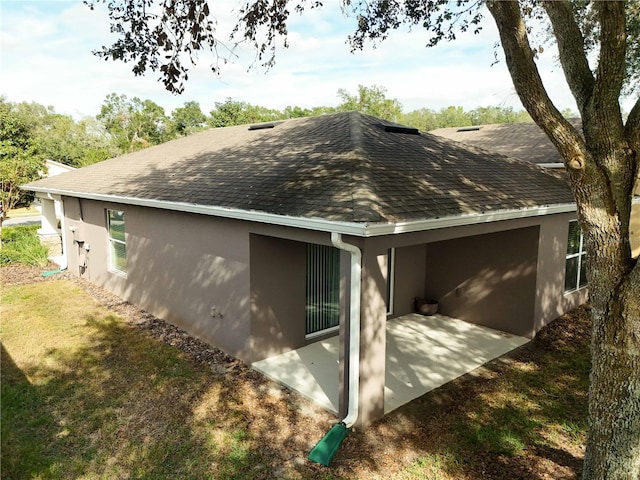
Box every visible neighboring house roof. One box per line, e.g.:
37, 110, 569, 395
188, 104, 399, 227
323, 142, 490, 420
25, 112, 575, 235
45, 159, 77, 175
430, 118, 583, 167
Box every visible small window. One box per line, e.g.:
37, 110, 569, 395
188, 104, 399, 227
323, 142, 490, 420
565, 220, 586, 292
107, 209, 127, 274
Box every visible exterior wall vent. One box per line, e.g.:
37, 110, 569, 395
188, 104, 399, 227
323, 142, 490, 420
456, 126, 481, 132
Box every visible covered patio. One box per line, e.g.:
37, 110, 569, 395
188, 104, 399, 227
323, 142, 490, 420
252, 313, 529, 415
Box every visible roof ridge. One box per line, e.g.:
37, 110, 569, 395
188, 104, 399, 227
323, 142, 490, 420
347, 112, 383, 222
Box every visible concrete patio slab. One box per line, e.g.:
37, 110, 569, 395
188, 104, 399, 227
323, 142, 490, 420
252, 313, 529, 415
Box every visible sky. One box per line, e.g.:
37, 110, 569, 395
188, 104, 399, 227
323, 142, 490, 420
0, 0, 631, 121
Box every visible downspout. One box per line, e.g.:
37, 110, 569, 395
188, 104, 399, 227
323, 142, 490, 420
57, 203, 69, 270
331, 232, 361, 428
308, 232, 361, 466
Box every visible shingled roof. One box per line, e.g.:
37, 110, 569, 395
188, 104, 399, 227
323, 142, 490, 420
430, 118, 583, 166
26, 111, 575, 229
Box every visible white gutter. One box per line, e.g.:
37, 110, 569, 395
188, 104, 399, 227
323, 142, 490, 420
331, 232, 361, 428
538, 163, 565, 169
25, 186, 577, 238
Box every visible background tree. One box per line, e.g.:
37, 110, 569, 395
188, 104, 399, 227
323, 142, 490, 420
208, 98, 283, 127
0, 98, 45, 229
170, 100, 208, 136
336, 85, 403, 121
11, 101, 116, 167
97, 93, 172, 151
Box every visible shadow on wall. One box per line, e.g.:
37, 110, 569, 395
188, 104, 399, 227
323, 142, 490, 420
114, 209, 253, 360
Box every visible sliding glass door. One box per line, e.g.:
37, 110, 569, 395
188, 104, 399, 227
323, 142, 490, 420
305, 244, 340, 338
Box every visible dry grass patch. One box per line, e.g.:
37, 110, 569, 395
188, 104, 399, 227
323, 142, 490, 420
1, 279, 335, 479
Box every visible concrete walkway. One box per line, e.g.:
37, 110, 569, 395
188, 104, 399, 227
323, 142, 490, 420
252, 313, 529, 415
3, 215, 42, 227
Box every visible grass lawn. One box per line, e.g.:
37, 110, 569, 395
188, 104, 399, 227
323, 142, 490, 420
1, 272, 590, 479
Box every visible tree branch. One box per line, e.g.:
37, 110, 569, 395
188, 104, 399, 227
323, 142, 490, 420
592, 1, 627, 115
625, 96, 640, 152
542, 0, 594, 114
485, 0, 587, 167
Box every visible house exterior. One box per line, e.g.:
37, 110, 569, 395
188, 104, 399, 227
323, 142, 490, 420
36, 160, 77, 259
25, 112, 588, 427
431, 120, 640, 257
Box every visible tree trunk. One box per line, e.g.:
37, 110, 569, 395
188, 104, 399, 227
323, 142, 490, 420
584, 267, 640, 479
486, 1, 640, 478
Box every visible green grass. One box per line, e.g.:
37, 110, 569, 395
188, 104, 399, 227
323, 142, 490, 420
0, 280, 269, 480
0, 225, 49, 266
1, 277, 591, 479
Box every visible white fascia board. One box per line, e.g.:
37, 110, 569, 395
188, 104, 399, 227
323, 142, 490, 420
25, 186, 577, 238
362, 203, 577, 236
538, 163, 565, 169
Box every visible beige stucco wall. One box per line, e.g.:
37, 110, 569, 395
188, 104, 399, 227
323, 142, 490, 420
249, 234, 306, 362
63, 198, 254, 359
423, 226, 539, 337
61, 197, 339, 364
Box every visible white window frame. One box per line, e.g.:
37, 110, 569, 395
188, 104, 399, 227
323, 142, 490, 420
107, 209, 127, 275
386, 248, 395, 316
565, 219, 586, 292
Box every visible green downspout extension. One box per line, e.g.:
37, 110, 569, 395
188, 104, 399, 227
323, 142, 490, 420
308, 232, 361, 466
307, 423, 351, 466
42, 269, 65, 277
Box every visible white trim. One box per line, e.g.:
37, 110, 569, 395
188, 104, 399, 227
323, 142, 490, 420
564, 219, 587, 293
386, 248, 395, 316
106, 209, 127, 275
26, 186, 577, 238
305, 325, 339, 340
538, 163, 564, 169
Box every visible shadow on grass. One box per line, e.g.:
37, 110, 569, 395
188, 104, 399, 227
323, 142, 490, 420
1, 309, 339, 480
1, 343, 60, 477
1, 276, 591, 480
327, 305, 591, 479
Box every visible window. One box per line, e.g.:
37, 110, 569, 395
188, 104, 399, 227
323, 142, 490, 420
107, 209, 127, 274
565, 220, 587, 292
305, 244, 340, 338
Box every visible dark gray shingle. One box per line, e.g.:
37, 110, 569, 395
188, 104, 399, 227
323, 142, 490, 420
26, 112, 575, 223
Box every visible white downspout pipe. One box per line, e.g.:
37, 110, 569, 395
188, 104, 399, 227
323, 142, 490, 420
331, 232, 361, 428
58, 205, 69, 270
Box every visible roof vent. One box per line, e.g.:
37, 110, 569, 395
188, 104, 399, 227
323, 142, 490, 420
456, 126, 481, 132
248, 121, 283, 131
381, 123, 420, 135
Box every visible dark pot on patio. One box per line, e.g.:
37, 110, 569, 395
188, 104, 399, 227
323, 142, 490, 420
415, 297, 439, 316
